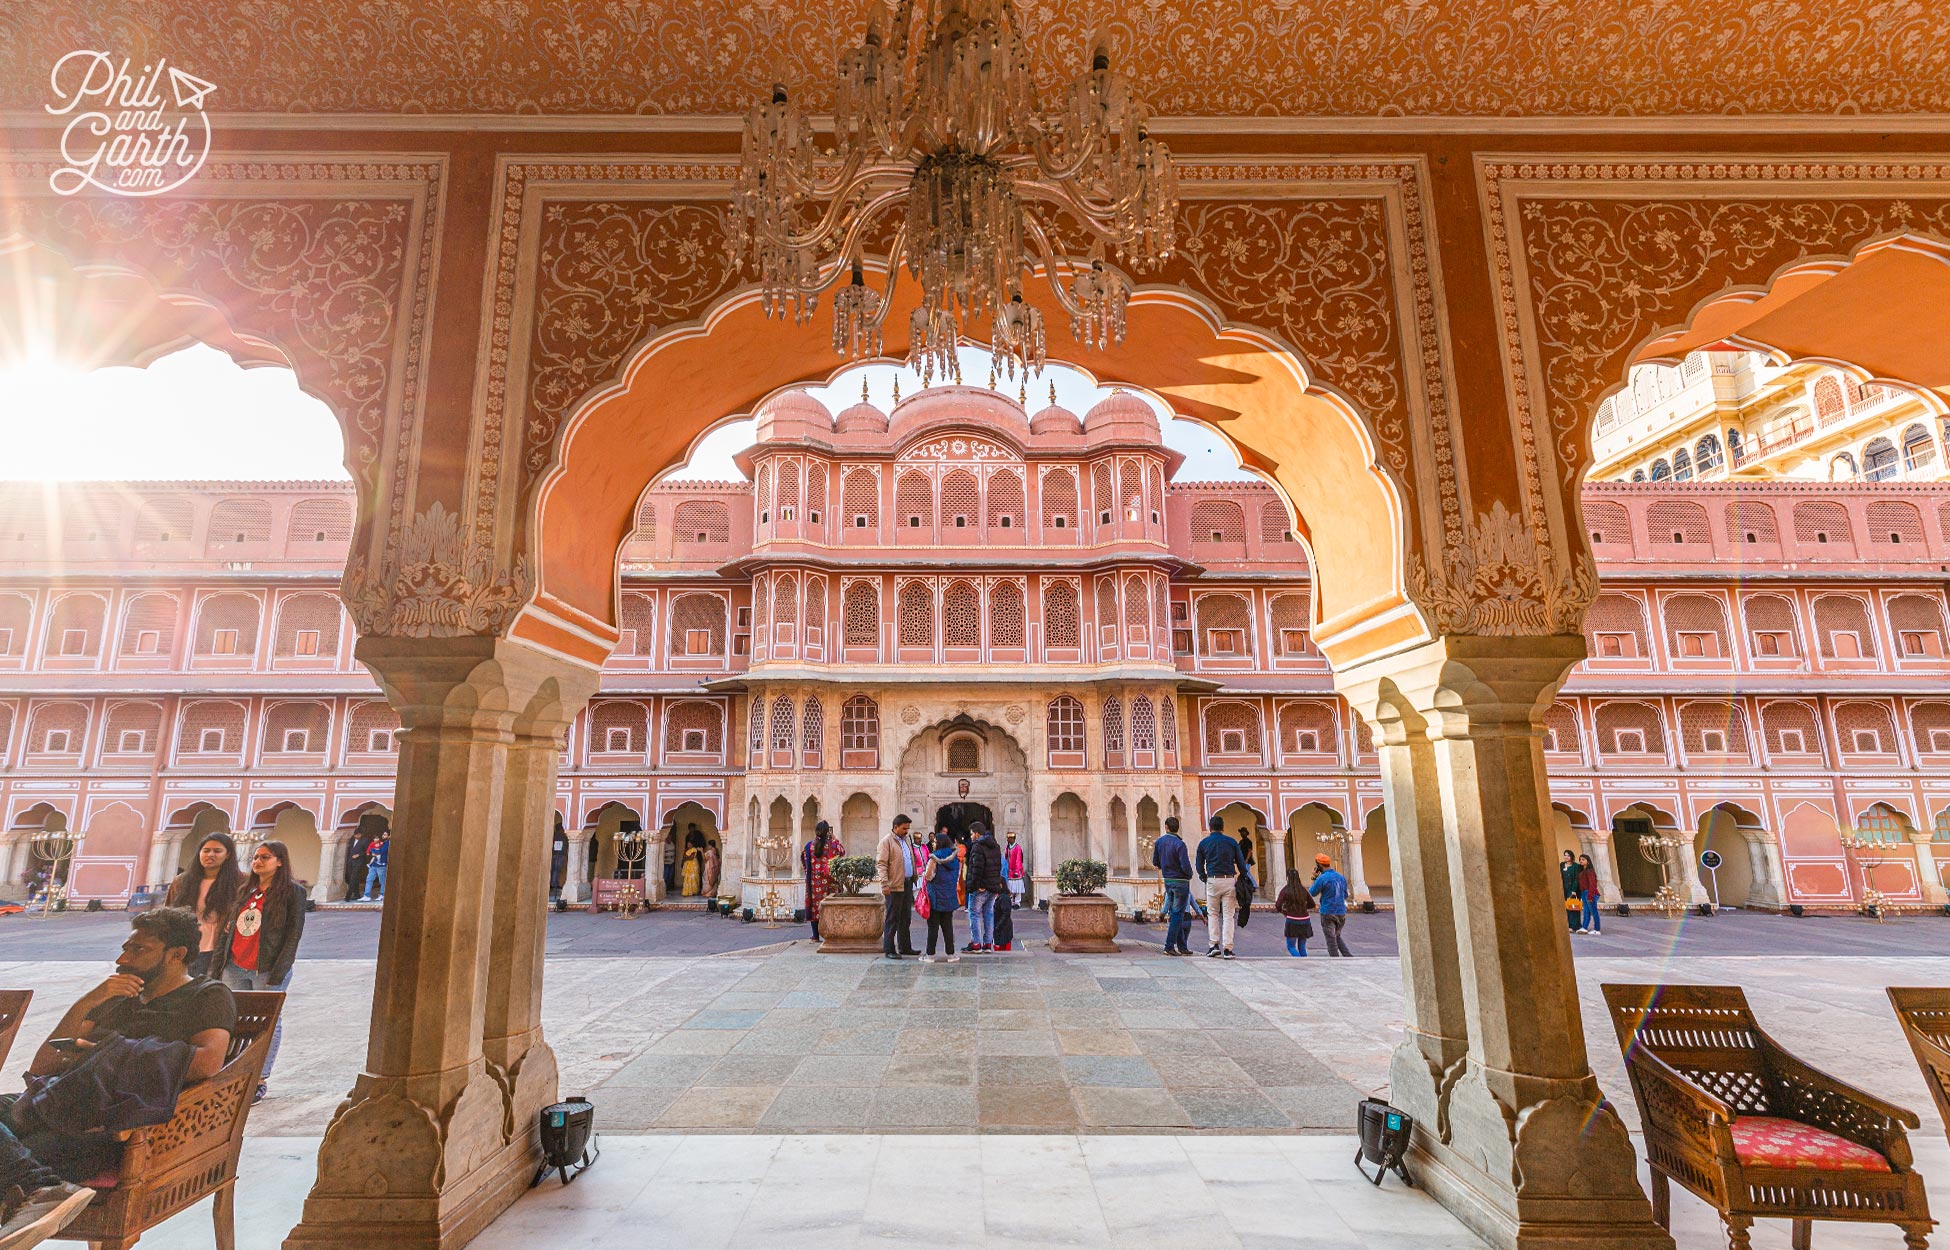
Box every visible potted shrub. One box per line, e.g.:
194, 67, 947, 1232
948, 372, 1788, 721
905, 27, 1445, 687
1049, 858, 1119, 953
816, 854, 885, 953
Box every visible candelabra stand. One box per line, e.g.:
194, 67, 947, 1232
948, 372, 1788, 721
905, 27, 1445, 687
754, 827, 793, 927
1316, 825, 1356, 876
1635, 831, 1688, 918
1838, 830, 1900, 922
31, 829, 76, 919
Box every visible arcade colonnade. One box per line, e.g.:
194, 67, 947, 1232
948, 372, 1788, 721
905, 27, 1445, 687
17, 110, 1950, 1250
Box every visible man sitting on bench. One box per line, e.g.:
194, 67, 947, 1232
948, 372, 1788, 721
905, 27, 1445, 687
0, 907, 235, 1249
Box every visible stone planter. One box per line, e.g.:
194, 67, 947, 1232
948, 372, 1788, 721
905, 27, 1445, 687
1049, 893, 1120, 953
816, 894, 885, 953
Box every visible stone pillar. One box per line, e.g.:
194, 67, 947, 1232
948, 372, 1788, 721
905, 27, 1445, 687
1674, 834, 1710, 905
318, 836, 351, 903
1745, 834, 1789, 911
1343, 826, 1371, 903
1344, 636, 1670, 1250
1339, 661, 1471, 1152
286, 637, 596, 1250
1264, 830, 1288, 884
559, 834, 590, 904
1587, 833, 1623, 905
482, 659, 595, 1184
144, 834, 175, 892
642, 826, 669, 904
0, 837, 26, 900
1910, 832, 1949, 906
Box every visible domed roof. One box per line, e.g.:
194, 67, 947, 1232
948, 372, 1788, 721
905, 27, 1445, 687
756, 389, 833, 427
1083, 388, 1159, 429
834, 400, 888, 434
1028, 402, 1083, 436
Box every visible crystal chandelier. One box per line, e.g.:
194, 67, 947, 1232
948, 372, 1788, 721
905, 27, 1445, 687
730, 0, 1178, 385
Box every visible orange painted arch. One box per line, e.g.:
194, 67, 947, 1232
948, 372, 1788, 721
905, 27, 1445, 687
520, 277, 1427, 669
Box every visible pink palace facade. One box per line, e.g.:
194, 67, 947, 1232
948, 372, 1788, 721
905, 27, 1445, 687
3, 385, 1949, 915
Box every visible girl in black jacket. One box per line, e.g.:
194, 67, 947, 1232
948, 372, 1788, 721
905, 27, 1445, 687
219, 839, 308, 1101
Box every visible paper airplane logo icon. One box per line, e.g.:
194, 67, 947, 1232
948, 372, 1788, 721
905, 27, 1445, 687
167, 65, 216, 110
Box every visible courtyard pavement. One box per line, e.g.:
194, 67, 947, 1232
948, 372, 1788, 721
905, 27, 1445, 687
1, 912, 1947, 1247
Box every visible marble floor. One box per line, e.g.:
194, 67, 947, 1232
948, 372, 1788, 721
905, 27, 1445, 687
3, 927, 1948, 1247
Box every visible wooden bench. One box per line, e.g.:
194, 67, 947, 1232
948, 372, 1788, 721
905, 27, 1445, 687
1603, 983, 1933, 1250
1889, 987, 1950, 1143
0, 989, 31, 1070
56, 990, 283, 1250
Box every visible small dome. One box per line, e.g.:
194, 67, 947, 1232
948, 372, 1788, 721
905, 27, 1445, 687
834, 400, 888, 434
1029, 403, 1083, 436
1084, 389, 1159, 429
755, 390, 833, 432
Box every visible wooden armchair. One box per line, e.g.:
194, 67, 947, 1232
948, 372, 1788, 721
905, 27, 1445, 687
1889, 987, 1950, 1142
1603, 984, 1933, 1250
56, 990, 283, 1250
0, 989, 31, 1069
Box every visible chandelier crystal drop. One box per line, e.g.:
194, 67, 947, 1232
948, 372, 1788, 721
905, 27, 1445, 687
733, 0, 1177, 383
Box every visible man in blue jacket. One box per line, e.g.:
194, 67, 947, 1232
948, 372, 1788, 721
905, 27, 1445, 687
1309, 853, 1353, 956
1150, 816, 1194, 956
1194, 814, 1245, 959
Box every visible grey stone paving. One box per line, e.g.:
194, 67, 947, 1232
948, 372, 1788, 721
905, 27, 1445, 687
584, 949, 1366, 1131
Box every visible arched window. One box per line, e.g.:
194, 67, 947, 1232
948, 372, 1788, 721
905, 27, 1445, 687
755, 462, 772, 522
668, 593, 727, 659
940, 470, 979, 531
1585, 501, 1631, 547
1863, 437, 1899, 482
805, 461, 828, 524
1835, 702, 1898, 755
618, 592, 655, 656
1670, 446, 1693, 481
775, 459, 801, 519
663, 701, 723, 755
1593, 702, 1665, 755
1761, 701, 1822, 756
1813, 375, 1846, 421
1742, 593, 1800, 658
987, 471, 1024, 531
1649, 459, 1671, 481
101, 702, 162, 755
1270, 593, 1310, 655
1902, 423, 1938, 472
1813, 593, 1877, 659
1202, 701, 1262, 757
1278, 701, 1338, 755
590, 701, 649, 754
1102, 697, 1125, 757
346, 701, 399, 754
1190, 500, 1247, 544
1131, 697, 1157, 756
1678, 701, 1749, 756
1585, 592, 1650, 659
769, 695, 795, 752
1092, 462, 1114, 521
178, 701, 245, 755
1195, 593, 1254, 658
1908, 701, 1950, 755
262, 701, 331, 755
1694, 433, 1723, 471
749, 698, 765, 759
1855, 804, 1909, 846
946, 736, 980, 773
842, 468, 878, 529
1829, 451, 1858, 480
1724, 500, 1778, 546
1160, 697, 1178, 755
672, 499, 730, 544
118, 592, 179, 658
843, 581, 879, 647
1041, 468, 1078, 531
840, 695, 880, 762
989, 581, 1025, 647
1095, 579, 1117, 636
898, 581, 934, 648
193, 593, 260, 658
1630, 469, 1647, 482
942, 580, 980, 647
1888, 593, 1949, 657
896, 472, 933, 533
1725, 428, 1744, 462
1043, 581, 1080, 648
1046, 696, 1086, 757
773, 573, 799, 626
801, 696, 823, 759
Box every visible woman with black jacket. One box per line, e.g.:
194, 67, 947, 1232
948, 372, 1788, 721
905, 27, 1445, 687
220, 839, 308, 1101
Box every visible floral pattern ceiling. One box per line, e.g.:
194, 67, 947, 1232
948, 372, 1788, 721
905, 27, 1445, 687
4, 0, 1949, 118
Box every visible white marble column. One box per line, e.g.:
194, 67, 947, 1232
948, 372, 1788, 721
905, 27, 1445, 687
1586, 833, 1623, 906
144, 834, 175, 892
318, 836, 352, 902
1745, 833, 1788, 910
1910, 832, 1949, 906
1343, 828, 1371, 903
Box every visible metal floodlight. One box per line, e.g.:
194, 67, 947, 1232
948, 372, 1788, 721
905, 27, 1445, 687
531, 1096, 598, 1187
1354, 1097, 1414, 1187
742, 907, 755, 922
1789, 904, 1806, 917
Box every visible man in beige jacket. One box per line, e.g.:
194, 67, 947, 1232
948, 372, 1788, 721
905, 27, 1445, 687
877, 814, 917, 960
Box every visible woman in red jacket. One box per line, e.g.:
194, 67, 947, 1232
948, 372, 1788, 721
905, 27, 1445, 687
1576, 853, 1603, 935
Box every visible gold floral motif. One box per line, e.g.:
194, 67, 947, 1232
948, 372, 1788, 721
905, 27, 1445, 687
7, 2, 1950, 117
525, 200, 743, 473
1483, 160, 1950, 634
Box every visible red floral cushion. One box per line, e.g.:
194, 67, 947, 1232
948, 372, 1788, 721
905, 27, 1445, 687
1729, 1116, 1890, 1173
